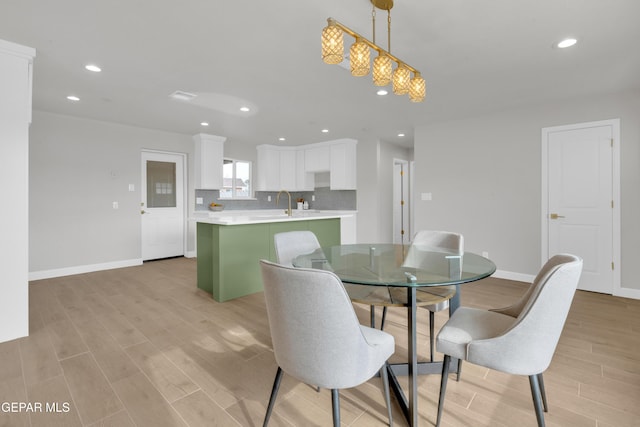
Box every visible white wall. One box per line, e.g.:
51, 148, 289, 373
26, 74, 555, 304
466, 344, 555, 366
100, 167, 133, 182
29, 111, 195, 276
356, 138, 413, 243
0, 40, 34, 342
414, 90, 640, 292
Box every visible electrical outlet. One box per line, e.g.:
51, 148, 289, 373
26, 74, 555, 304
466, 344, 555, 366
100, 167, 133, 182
267, 195, 272, 202
196, 197, 203, 205
482, 251, 489, 258
112, 201, 119, 209
312, 195, 315, 201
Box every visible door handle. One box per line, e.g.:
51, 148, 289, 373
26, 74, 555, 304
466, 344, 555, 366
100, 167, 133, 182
549, 213, 565, 219
141, 210, 146, 214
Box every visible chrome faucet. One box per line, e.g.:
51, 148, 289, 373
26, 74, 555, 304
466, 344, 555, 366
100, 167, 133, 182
276, 190, 292, 216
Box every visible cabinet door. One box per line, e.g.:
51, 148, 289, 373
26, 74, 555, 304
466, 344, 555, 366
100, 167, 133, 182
194, 135, 225, 189
279, 149, 297, 190
296, 149, 314, 190
256, 147, 281, 191
304, 146, 331, 172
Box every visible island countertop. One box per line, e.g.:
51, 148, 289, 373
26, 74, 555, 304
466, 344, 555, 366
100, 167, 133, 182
190, 209, 356, 226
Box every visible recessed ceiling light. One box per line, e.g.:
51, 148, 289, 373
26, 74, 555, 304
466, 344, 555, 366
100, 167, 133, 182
398, 133, 405, 137
200, 122, 209, 126
85, 64, 101, 72
377, 89, 388, 96
240, 106, 250, 112
66, 95, 80, 101
321, 129, 329, 133
557, 38, 577, 48
278, 137, 286, 141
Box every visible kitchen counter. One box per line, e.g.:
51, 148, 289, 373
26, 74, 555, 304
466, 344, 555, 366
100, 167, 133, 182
190, 209, 356, 225
192, 210, 352, 302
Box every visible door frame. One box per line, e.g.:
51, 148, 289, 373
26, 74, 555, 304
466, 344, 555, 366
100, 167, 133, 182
541, 119, 620, 295
392, 158, 410, 244
141, 149, 188, 259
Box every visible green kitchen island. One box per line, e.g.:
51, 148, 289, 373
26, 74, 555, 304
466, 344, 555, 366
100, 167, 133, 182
193, 210, 352, 302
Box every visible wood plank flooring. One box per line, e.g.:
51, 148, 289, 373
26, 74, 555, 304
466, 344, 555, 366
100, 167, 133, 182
1, 257, 638, 426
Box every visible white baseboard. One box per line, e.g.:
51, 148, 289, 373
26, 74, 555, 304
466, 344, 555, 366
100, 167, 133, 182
492, 269, 535, 284
29, 258, 143, 281
614, 286, 640, 300
185, 250, 196, 258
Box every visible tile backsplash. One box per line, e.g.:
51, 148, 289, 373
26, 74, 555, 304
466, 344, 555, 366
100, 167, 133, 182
195, 187, 356, 211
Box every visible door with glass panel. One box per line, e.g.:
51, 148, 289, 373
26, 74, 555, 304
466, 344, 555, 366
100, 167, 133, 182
141, 151, 185, 260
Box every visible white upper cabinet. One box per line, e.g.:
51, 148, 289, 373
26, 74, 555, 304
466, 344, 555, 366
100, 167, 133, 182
256, 139, 357, 191
194, 133, 226, 189
304, 145, 331, 172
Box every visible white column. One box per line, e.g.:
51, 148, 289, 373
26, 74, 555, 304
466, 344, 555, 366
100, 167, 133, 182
0, 39, 35, 343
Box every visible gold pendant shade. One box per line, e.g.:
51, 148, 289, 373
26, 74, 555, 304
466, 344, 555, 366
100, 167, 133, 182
321, 24, 344, 65
320, 1, 425, 102
350, 39, 371, 77
373, 53, 392, 86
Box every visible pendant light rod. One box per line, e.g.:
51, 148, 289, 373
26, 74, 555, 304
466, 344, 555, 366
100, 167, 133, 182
326, 17, 419, 75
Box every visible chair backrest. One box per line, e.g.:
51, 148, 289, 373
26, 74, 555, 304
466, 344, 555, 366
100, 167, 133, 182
403, 230, 463, 275
260, 259, 388, 389
273, 231, 321, 266
412, 230, 464, 255
467, 254, 583, 375
491, 254, 576, 318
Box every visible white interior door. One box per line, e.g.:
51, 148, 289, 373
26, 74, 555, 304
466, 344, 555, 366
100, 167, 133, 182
141, 151, 185, 261
543, 121, 617, 294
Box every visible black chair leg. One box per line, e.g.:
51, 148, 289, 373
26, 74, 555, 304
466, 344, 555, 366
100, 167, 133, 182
380, 364, 393, 426
538, 373, 548, 412
263, 367, 283, 427
436, 355, 451, 427
529, 374, 546, 427
381, 306, 387, 330
370, 305, 376, 328
429, 310, 435, 362
331, 389, 340, 427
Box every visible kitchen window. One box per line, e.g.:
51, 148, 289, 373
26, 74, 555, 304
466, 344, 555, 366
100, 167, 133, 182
220, 158, 252, 198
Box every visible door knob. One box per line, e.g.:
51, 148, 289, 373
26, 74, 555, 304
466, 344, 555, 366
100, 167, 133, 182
141, 210, 146, 214
549, 213, 565, 219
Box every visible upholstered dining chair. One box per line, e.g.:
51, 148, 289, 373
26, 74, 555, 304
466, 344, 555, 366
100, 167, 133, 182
435, 254, 583, 427
273, 230, 321, 266
260, 260, 395, 427
363, 230, 463, 362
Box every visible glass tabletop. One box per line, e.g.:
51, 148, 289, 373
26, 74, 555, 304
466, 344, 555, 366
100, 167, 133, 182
293, 243, 496, 287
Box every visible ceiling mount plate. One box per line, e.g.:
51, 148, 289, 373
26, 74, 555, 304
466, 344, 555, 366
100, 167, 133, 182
371, 0, 393, 11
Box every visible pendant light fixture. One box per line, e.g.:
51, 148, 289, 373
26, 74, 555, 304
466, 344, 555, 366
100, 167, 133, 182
321, 0, 425, 102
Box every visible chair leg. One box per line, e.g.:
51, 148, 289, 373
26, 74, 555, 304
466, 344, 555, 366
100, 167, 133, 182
538, 373, 548, 412
380, 364, 393, 426
381, 306, 387, 330
370, 305, 376, 328
331, 389, 340, 427
436, 355, 451, 427
429, 310, 435, 362
456, 359, 463, 381
263, 366, 283, 427
529, 374, 546, 427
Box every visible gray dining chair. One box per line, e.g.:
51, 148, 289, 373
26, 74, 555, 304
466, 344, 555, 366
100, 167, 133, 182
273, 230, 321, 266
363, 230, 462, 362
259, 260, 395, 427
435, 254, 583, 427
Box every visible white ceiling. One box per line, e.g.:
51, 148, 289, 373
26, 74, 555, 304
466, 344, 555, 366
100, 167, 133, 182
2, 0, 639, 149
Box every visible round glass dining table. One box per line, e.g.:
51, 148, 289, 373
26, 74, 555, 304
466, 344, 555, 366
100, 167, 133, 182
293, 243, 496, 427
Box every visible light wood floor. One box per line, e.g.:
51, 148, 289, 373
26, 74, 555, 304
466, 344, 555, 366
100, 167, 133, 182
1, 257, 639, 426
